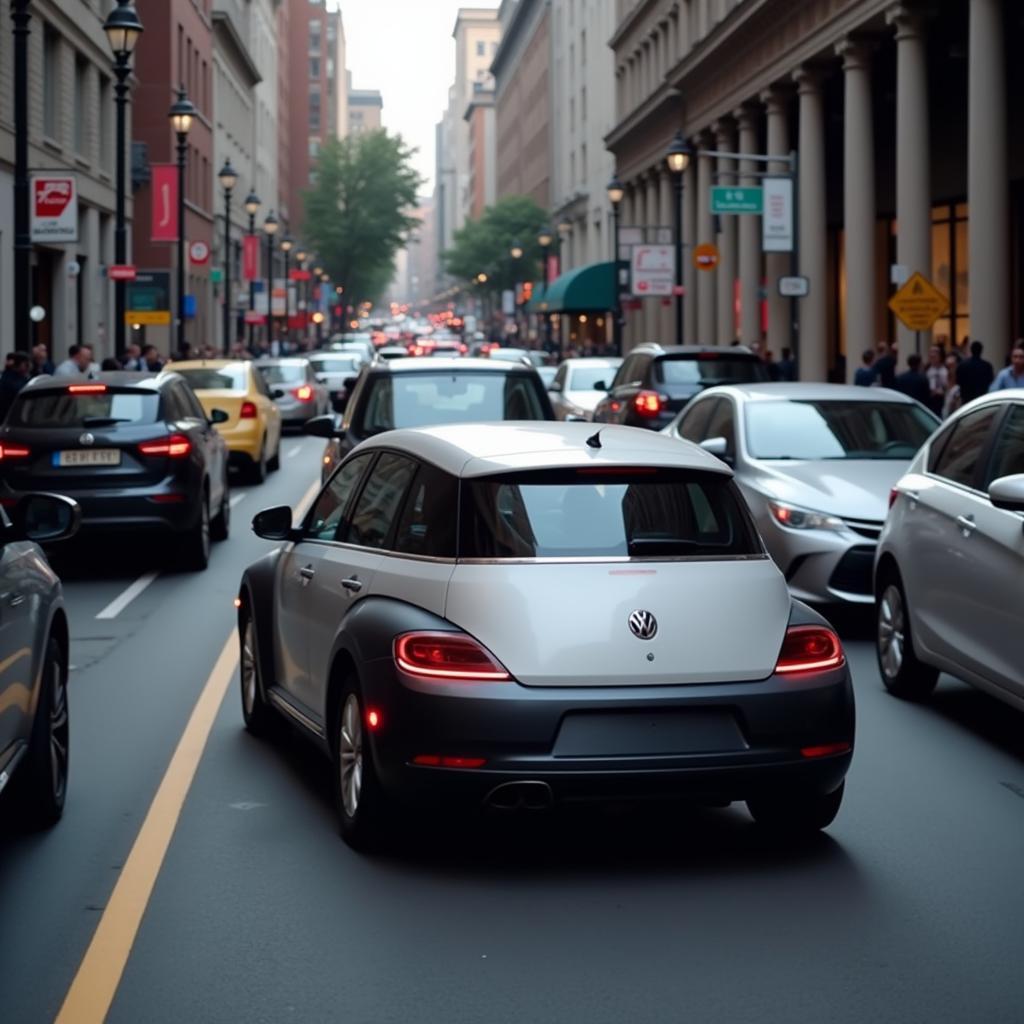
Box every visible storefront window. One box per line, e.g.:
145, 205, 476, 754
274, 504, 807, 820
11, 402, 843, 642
931, 203, 970, 350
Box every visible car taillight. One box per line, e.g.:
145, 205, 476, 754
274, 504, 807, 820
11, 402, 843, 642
633, 390, 665, 418
138, 434, 192, 458
0, 442, 31, 460
775, 625, 845, 675
240, 401, 258, 419
67, 383, 107, 394
394, 632, 510, 681
888, 487, 899, 508
292, 384, 314, 401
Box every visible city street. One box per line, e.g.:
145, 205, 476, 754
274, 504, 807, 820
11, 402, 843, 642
1, 434, 1022, 1023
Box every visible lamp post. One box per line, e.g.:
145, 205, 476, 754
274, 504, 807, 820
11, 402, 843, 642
665, 132, 692, 347
607, 175, 625, 356
104, 1, 144, 359
263, 212, 279, 350
294, 247, 307, 345
243, 190, 261, 350
169, 86, 195, 356
11, 0, 32, 349
537, 227, 554, 354
217, 160, 238, 356
509, 242, 523, 342
279, 236, 293, 349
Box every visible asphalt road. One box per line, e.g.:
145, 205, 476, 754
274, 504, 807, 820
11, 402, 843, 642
2, 434, 1023, 1023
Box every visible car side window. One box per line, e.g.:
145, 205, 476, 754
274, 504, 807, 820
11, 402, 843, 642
504, 375, 546, 419
678, 399, 716, 442
705, 398, 737, 454
393, 462, 459, 557
343, 453, 418, 549
161, 386, 184, 422
929, 407, 1000, 488
252, 368, 272, 399
306, 454, 375, 542
179, 382, 206, 420
613, 356, 637, 389
553, 365, 567, 390
983, 405, 1024, 488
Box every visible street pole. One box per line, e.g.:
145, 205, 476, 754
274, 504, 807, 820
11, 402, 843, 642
113, 59, 130, 357
674, 172, 685, 346
263, 212, 278, 351
244, 191, 260, 354
169, 86, 195, 358
12, 1, 31, 350
219, 176, 234, 356
608, 183, 624, 357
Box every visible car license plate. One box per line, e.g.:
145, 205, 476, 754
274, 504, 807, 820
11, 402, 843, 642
53, 449, 121, 467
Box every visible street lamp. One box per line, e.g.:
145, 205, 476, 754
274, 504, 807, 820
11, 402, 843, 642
279, 236, 293, 347
11, 1, 32, 350
665, 131, 692, 346
169, 86, 196, 356
243, 190, 261, 350
217, 160, 238, 355
509, 241, 524, 260
537, 228, 554, 354
263, 212, 279, 349
607, 174, 625, 356
104, 1, 144, 360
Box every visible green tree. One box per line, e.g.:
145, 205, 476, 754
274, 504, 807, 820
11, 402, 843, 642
303, 130, 423, 307
443, 195, 550, 292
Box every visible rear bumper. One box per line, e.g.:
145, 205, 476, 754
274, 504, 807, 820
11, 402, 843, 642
276, 398, 319, 425
218, 419, 263, 461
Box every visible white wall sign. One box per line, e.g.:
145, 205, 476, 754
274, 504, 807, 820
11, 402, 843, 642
778, 276, 809, 297
630, 244, 675, 296
762, 177, 793, 253
30, 173, 78, 243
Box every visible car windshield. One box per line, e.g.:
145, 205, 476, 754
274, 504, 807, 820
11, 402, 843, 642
356, 372, 548, 434
745, 400, 938, 460
11, 390, 159, 426
568, 366, 615, 391
460, 468, 760, 559
174, 366, 248, 391
258, 364, 305, 384
310, 358, 360, 373
656, 356, 770, 385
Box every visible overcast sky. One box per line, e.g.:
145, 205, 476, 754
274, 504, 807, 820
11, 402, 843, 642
337, 1, 499, 195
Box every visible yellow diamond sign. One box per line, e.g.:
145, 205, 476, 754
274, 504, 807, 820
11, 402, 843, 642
888, 272, 950, 332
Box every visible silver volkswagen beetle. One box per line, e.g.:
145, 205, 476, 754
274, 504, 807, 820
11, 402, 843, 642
238, 423, 854, 848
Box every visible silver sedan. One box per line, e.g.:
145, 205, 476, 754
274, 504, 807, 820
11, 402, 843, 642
663, 383, 938, 604
548, 357, 623, 421
256, 358, 330, 427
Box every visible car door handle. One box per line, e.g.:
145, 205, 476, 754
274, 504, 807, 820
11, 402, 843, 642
340, 576, 363, 594
956, 514, 977, 534
298, 565, 316, 580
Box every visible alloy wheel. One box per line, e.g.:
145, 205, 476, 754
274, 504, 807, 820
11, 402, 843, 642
339, 694, 363, 819
49, 657, 69, 805
200, 499, 210, 562
241, 619, 257, 716
878, 584, 905, 680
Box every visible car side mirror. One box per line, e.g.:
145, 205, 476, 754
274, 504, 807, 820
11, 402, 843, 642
989, 474, 1024, 513
304, 414, 346, 440
209, 408, 230, 425
9, 493, 81, 544
271, 388, 285, 399
251, 505, 298, 541
699, 436, 733, 464
315, 373, 329, 384
592, 380, 607, 392
548, 381, 562, 392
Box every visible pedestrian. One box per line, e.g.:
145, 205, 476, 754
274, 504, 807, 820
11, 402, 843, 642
942, 353, 962, 419
0, 351, 31, 421
142, 344, 164, 372
924, 345, 948, 415
854, 349, 876, 386
776, 347, 796, 381
894, 353, 930, 405
989, 343, 1024, 391
53, 344, 94, 377
100, 356, 122, 371
122, 342, 145, 371
872, 341, 897, 388
956, 340, 995, 402
30, 342, 55, 377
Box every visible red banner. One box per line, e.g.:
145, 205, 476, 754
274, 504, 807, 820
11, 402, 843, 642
546, 254, 559, 285
150, 165, 178, 242
242, 235, 260, 282
289, 268, 312, 281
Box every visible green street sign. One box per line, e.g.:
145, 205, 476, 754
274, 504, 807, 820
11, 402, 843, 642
210, 267, 224, 284
711, 187, 763, 214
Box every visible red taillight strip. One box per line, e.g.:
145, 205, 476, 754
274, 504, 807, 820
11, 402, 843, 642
67, 383, 107, 394
801, 742, 852, 759
775, 625, 845, 675
0, 443, 31, 460
138, 434, 192, 458
394, 632, 510, 682
412, 755, 487, 768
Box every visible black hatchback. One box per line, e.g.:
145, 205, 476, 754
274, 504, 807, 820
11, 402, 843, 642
0, 372, 231, 570
592, 344, 770, 430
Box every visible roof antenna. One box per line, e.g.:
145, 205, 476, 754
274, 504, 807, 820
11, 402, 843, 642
586, 429, 603, 450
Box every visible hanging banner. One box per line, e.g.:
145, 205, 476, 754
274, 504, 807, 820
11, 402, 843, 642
762, 177, 794, 253
150, 165, 178, 242
242, 235, 260, 281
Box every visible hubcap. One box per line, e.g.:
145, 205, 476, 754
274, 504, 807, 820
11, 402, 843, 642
200, 499, 210, 559
339, 694, 363, 819
878, 584, 906, 680
241, 620, 257, 716
49, 658, 68, 803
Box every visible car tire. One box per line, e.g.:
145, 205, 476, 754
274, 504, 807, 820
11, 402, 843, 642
180, 490, 211, 571
876, 576, 939, 701
239, 609, 274, 736
210, 477, 230, 542
746, 782, 844, 834
249, 439, 268, 484
11, 637, 69, 830
333, 679, 389, 851
267, 438, 281, 473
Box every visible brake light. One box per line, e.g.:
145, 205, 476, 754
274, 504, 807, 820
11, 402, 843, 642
240, 401, 258, 419
888, 487, 899, 509
633, 390, 664, 418
0, 442, 31, 460
775, 625, 845, 675
138, 434, 192, 458
412, 754, 487, 769
394, 632, 510, 681
67, 383, 107, 394
801, 742, 852, 759
292, 384, 314, 402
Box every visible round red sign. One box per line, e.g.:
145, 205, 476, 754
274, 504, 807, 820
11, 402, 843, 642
189, 240, 210, 265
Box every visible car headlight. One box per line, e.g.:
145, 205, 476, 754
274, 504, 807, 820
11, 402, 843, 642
767, 500, 845, 532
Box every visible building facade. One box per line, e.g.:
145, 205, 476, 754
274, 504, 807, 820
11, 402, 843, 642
607, 0, 1024, 377
348, 87, 383, 136
0, 0, 130, 361
464, 81, 496, 220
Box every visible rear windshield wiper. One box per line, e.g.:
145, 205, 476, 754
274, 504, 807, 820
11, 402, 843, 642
81, 416, 132, 426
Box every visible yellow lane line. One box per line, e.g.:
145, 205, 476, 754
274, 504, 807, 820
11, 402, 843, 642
55, 476, 322, 1024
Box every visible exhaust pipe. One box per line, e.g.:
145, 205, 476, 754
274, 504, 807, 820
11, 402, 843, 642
484, 781, 553, 812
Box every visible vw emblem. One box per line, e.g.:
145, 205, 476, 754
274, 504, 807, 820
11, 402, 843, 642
79, 432, 95, 446
628, 610, 658, 641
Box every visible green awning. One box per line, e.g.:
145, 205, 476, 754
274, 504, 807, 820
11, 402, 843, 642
532, 261, 617, 315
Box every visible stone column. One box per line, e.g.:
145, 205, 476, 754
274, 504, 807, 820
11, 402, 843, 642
684, 156, 698, 344
968, 0, 1009, 353
762, 85, 792, 361
888, 4, 931, 356
621, 187, 636, 351
715, 119, 737, 346
659, 167, 676, 344
633, 180, 649, 344
696, 133, 717, 344
736, 104, 762, 346
793, 65, 828, 381
838, 38, 877, 383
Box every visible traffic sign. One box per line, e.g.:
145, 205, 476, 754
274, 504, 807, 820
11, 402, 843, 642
244, 310, 265, 325
711, 187, 763, 214
189, 240, 210, 265
108, 264, 137, 282
125, 310, 170, 326
778, 276, 809, 298
630, 244, 675, 296
888, 272, 949, 332
31, 173, 78, 243
693, 243, 720, 271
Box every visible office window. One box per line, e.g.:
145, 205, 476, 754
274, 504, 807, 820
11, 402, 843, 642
581, 30, 586, 64
309, 138, 321, 159
309, 88, 321, 131
99, 74, 111, 171
476, 41, 485, 56
310, 56, 320, 78
43, 25, 60, 139
309, 20, 321, 53
74, 55, 88, 155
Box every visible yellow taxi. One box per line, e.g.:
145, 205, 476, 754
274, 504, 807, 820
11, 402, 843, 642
170, 360, 283, 482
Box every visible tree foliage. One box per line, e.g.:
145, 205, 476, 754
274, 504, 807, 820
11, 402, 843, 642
303, 130, 423, 306
443, 195, 550, 292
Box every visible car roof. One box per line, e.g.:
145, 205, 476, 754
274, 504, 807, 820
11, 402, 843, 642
369, 357, 534, 374
356, 422, 732, 478
166, 359, 249, 371
710, 382, 921, 403
561, 357, 621, 367
632, 344, 759, 357
21, 371, 164, 392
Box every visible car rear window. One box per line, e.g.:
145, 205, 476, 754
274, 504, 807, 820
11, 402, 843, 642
656, 355, 770, 385
460, 468, 761, 559
258, 364, 305, 384
174, 366, 248, 391
355, 371, 549, 434
310, 358, 360, 373
10, 389, 159, 427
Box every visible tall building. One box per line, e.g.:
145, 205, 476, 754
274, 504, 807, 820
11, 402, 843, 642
0, 0, 130, 361
348, 84, 383, 136
464, 80, 496, 220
